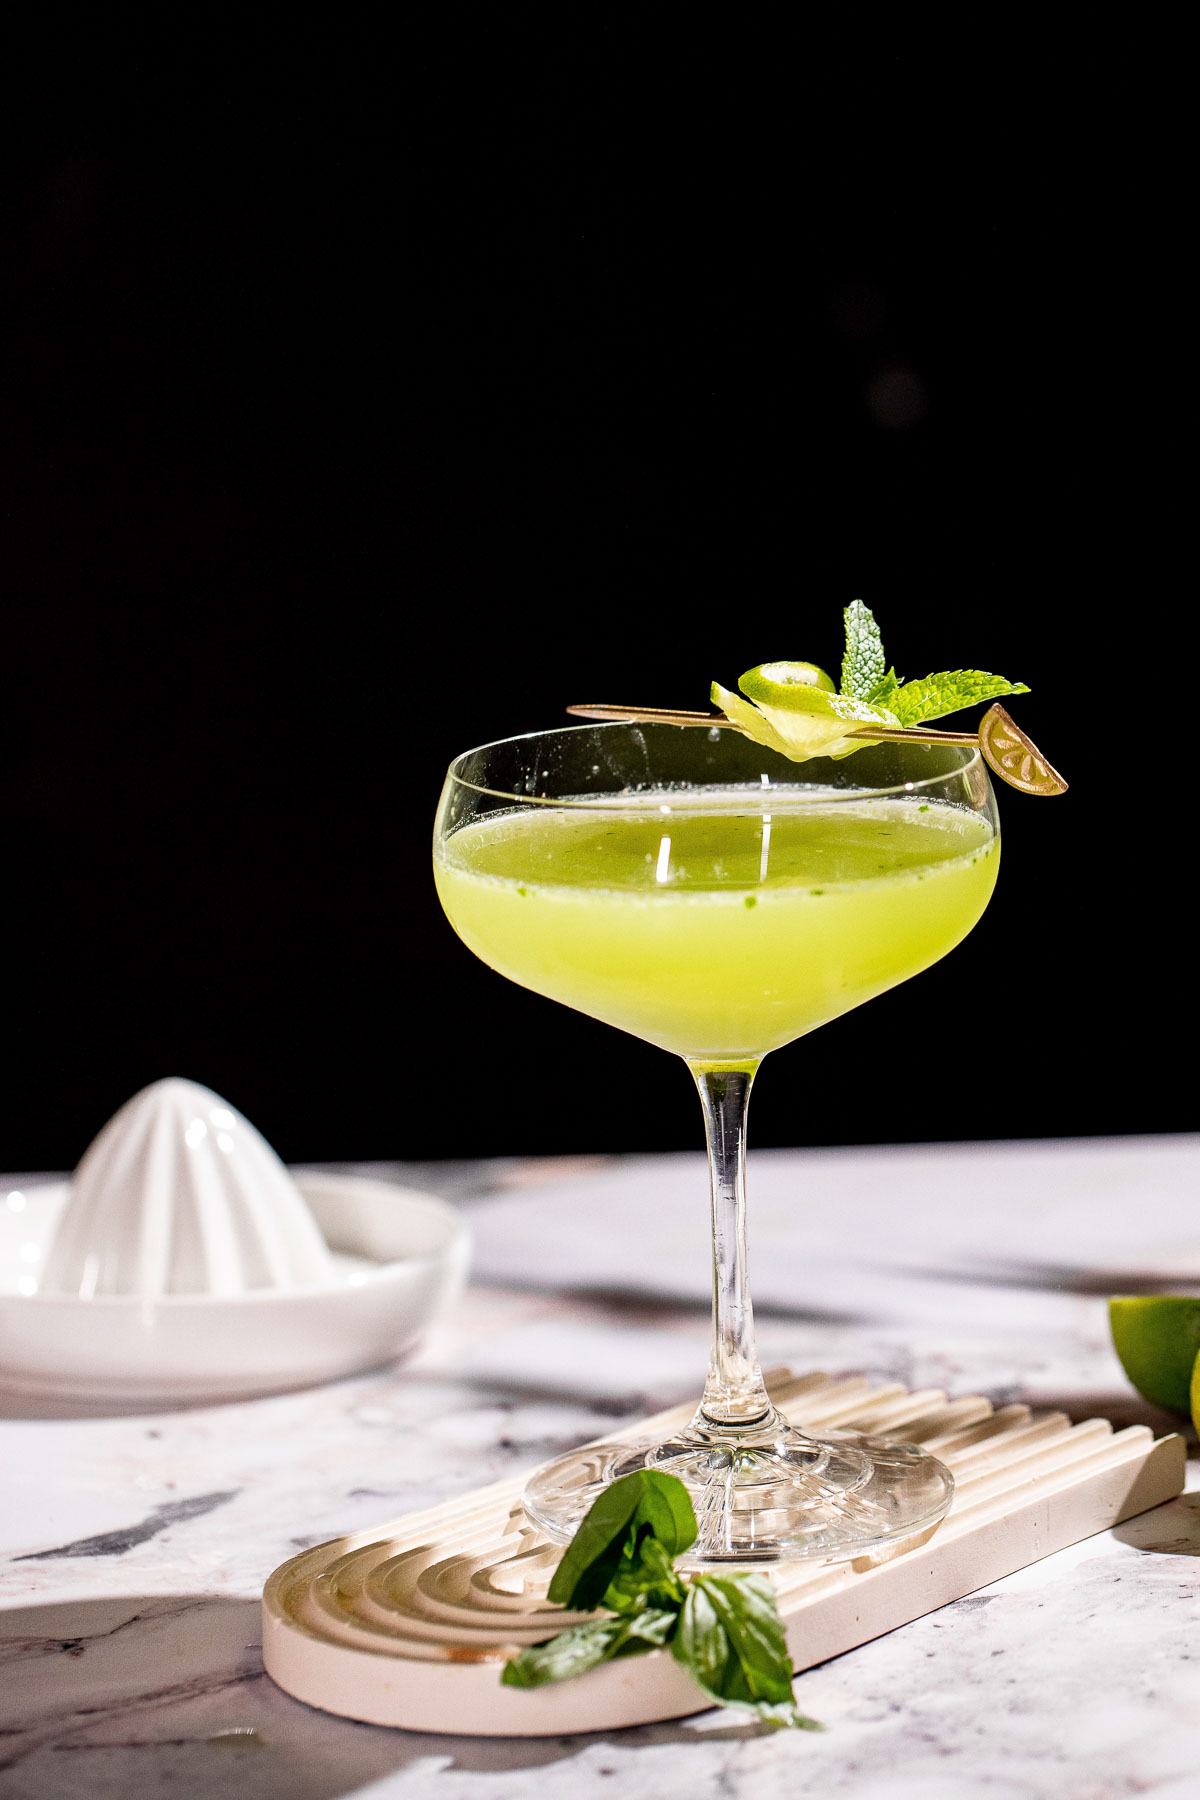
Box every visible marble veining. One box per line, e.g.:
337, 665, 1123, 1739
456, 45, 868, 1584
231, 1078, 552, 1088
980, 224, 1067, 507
14, 1491, 241, 1562
1, 1136, 1198, 1799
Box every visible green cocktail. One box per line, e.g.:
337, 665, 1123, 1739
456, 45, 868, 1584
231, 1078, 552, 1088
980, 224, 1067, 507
435, 794, 997, 1062
434, 719, 1000, 1561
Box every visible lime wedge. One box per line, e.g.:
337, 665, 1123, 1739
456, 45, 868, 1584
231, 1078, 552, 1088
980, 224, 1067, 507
1191, 1350, 1200, 1437
740, 661, 837, 699
1109, 1296, 1200, 1416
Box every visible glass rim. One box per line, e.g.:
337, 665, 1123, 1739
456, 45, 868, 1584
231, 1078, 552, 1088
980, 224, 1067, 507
443, 721, 985, 808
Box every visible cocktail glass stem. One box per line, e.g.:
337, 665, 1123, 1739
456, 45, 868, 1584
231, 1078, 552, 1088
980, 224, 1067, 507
689, 1063, 779, 1436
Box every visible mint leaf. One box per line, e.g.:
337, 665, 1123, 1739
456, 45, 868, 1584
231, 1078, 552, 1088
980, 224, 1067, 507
501, 1609, 676, 1688
892, 670, 1029, 726
547, 1470, 698, 1610
866, 667, 901, 710
840, 600, 887, 701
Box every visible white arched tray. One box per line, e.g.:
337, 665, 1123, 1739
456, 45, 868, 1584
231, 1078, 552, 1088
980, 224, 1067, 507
262, 1370, 1184, 1736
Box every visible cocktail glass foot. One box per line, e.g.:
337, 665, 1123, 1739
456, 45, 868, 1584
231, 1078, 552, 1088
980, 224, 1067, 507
523, 1407, 953, 1563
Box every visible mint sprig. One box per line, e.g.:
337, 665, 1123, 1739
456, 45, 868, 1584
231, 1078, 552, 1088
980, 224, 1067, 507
836, 601, 1028, 725
502, 1470, 821, 1732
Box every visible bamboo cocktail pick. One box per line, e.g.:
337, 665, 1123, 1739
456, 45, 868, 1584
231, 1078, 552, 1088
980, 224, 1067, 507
565, 702, 1068, 796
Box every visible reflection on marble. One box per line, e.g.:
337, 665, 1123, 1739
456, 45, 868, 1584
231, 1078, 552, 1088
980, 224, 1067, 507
2, 1138, 1199, 1799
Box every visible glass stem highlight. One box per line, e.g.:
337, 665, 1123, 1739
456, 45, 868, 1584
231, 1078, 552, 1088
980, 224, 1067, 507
690, 1062, 778, 1434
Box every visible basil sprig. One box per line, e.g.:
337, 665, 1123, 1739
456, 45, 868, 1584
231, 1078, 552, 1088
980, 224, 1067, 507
502, 1471, 821, 1731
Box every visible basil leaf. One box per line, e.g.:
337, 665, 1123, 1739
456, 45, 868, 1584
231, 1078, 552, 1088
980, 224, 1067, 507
693, 1573, 791, 1701
628, 1472, 699, 1560
609, 1607, 678, 1657
672, 1579, 730, 1693
505, 1471, 820, 1729
502, 1618, 626, 1687
548, 1471, 697, 1610
603, 1534, 686, 1616
682, 1573, 823, 1731
546, 1477, 644, 1609
840, 600, 887, 700
638, 1535, 681, 1584
501, 1608, 677, 1688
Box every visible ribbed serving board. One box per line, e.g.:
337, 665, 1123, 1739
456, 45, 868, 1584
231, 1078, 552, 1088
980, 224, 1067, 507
262, 1371, 1185, 1735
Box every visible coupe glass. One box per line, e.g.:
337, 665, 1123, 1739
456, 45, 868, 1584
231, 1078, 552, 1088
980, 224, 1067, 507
434, 722, 999, 1561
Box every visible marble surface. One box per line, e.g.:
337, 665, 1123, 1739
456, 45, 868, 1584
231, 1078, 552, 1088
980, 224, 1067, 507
2, 1135, 1200, 1799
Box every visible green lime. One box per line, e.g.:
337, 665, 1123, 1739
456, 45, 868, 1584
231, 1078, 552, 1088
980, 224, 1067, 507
739, 662, 838, 707
711, 664, 900, 766
1109, 1296, 1200, 1416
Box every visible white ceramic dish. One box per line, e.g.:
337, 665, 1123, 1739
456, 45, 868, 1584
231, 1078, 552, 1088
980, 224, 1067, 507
0, 1172, 471, 1403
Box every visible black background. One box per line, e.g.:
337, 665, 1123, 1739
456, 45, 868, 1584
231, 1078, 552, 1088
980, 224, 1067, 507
1, 24, 1184, 1168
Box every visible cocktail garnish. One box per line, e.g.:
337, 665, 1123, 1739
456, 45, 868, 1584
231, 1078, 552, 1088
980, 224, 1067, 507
713, 668, 897, 761
501, 1469, 821, 1731
978, 704, 1068, 796
713, 600, 1030, 763
567, 599, 1067, 794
